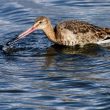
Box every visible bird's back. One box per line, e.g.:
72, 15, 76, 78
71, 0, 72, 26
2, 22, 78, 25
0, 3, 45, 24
55, 20, 110, 46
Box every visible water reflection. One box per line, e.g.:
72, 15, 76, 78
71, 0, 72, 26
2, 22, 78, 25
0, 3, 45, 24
43, 44, 105, 68
1, 42, 109, 71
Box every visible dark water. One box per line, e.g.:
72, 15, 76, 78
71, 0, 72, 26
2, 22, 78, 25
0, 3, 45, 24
0, 0, 110, 110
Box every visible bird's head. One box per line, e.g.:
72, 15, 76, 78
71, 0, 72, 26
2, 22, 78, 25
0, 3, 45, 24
8, 16, 50, 45
34, 16, 50, 29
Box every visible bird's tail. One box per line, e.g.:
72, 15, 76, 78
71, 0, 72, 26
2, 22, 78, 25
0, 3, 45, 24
97, 28, 110, 47
104, 28, 110, 35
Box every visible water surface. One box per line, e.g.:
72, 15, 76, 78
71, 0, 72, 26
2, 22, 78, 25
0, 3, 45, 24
0, 0, 110, 110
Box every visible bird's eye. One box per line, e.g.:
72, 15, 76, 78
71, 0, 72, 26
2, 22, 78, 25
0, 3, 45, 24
39, 21, 42, 24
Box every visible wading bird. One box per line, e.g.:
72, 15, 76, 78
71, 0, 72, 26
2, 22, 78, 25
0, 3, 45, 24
6, 16, 110, 47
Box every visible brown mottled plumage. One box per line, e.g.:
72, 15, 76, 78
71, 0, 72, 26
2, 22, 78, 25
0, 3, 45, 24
11, 16, 110, 47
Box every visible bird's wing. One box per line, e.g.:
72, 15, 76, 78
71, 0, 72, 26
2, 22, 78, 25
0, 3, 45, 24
60, 20, 103, 34
59, 20, 109, 41
55, 20, 110, 46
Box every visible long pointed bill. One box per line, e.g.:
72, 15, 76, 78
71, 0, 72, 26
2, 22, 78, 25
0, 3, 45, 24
15, 26, 36, 42
7, 26, 37, 46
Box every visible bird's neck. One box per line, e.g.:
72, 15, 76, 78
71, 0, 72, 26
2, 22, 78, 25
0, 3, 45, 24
43, 23, 56, 43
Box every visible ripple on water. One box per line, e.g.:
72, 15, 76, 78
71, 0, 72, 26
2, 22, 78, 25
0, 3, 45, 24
0, 0, 110, 110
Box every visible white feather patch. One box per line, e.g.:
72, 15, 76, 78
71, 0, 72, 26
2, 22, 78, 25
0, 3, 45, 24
97, 39, 110, 47
61, 29, 77, 45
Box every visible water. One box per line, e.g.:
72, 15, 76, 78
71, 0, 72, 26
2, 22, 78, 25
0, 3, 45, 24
0, 0, 110, 110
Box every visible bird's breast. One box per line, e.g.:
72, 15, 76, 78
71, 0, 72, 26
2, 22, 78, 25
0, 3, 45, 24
57, 28, 78, 46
